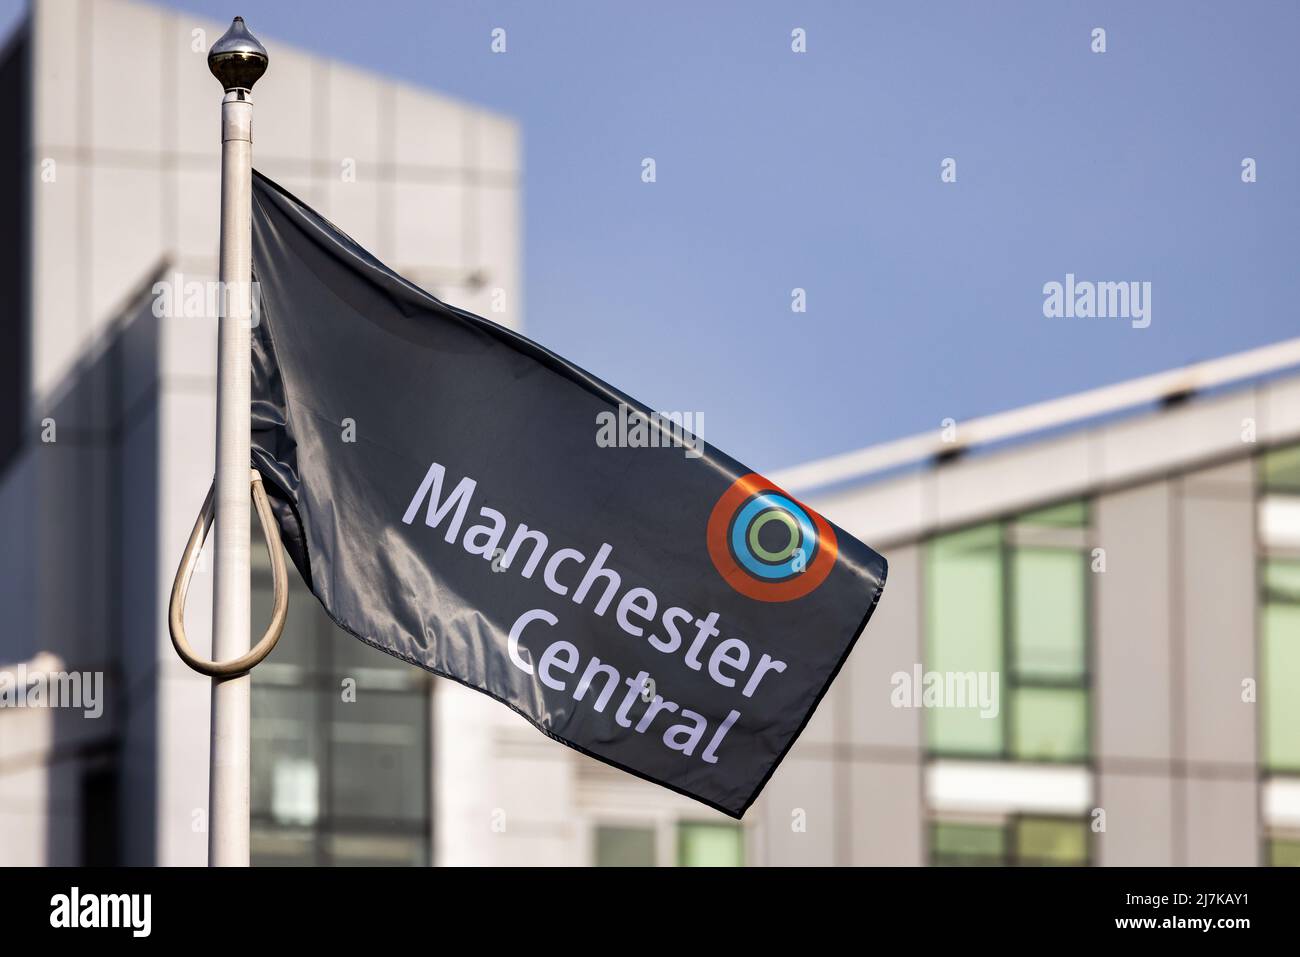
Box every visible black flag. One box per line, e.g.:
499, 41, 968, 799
248, 171, 887, 817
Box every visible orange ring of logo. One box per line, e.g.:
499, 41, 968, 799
706, 473, 838, 602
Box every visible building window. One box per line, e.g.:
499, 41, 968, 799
595, 825, 657, 867
925, 501, 1091, 762
1266, 834, 1300, 867
926, 524, 1003, 755
930, 820, 1005, 866
1260, 444, 1300, 867
250, 544, 432, 866
1013, 815, 1090, 865
930, 816, 1090, 866
592, 820, 744, 866
590, 816, 743, 863
1262, 444, 1300, 495
1261, 559, 1300, 772
677, 822, 744, 867
1260, 445, 1300, 776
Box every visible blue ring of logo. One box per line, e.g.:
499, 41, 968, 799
727, 492, 820, 581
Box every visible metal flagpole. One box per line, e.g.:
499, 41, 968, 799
206, 16, 268, 868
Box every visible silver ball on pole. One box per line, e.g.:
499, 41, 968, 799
208, 16, 269, 91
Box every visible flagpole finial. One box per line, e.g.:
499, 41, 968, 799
208, 16, 268, 91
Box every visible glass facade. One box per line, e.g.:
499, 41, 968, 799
592, 821, 744, 867
1261, 560, 1300, 772
678, 822, 745, 867
930, 821, 1005, 866
595, 826, 657, 867
930, 817, 1090, 866
926, 525, 1004, 755
925, 501, 1091, 762
249, 544, 432, 866
926, 500, 1091, 866
1269, 837, 1300, 867
1259, 444, 1300, 865
1013, 817, 1090, 866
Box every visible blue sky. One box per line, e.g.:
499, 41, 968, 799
18, 1, 1300, 472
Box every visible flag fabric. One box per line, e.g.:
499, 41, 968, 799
248, 170, 888, 818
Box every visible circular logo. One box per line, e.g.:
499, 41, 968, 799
706, 473, 838, 602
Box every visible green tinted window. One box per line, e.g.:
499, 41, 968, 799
1268, 837, 1300, 867
595, 826, 656, 867
1011, 687, 1088, 761
677, 822, 744, 867
932, 818, 1089, 866
1018, 500, 1088, 527
931, 822, 1005, 865
1262, 572, 1300, 771
1264, 559, 1300, 604
926, 524, 1004, 755
1014, 817, 1089, 865
1012, 548, 1086, 681
926, 504, 1090, 763
1262, 445, 1300, 493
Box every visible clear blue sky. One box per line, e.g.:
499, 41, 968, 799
21, 1, 1300, 472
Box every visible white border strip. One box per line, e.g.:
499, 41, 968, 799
1264, 777, 1300, 829
927, 759, 1093, 816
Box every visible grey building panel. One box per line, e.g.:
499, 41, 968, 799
846, 544, 923, 751
849, 759, 924, 866
1095, 481, 1174, 765
1096, 770, 1176, 866
758, 755, 836, 866
1182, 774, 1259, 866
1177, 460, 1258, 769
